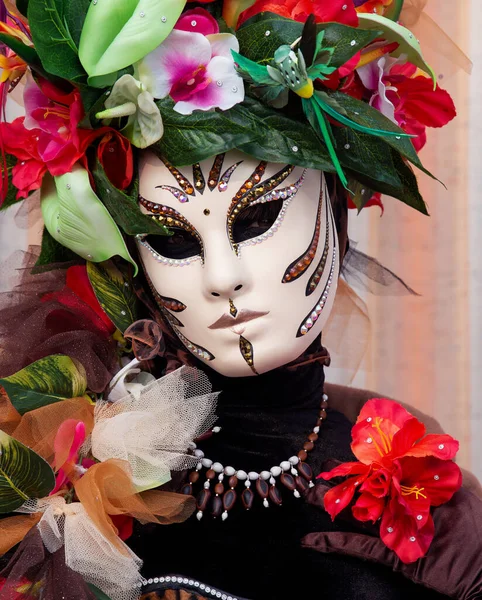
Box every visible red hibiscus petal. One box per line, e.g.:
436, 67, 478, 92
352, 492, 385, 522
380, 497, 434, 563
403, 433, 459, 461
399, 456, 462, 506
360, 467, 391, 498
323, 475, 364, 519
318, 461, 370, 480
238, 0, 357, 27
12, 160, 46, 198
390, 416, 426, 458
356, 398, 413, 428
395, 76, 456, 128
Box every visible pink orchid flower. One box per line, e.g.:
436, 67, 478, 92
137, 29, 244, 115
50, 419, 87, 495
22, 74, 87, 176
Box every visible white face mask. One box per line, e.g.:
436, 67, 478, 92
137, 150, 340, 377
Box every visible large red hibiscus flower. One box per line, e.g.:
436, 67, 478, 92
319, 398, 462, 563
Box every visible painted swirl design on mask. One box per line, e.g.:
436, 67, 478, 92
282, 182, 323, 284
227, 164, 295, 249
306, 213, 330, 296
207, 154, 225, 190
138, 196, 204, 265
296, 207, 337, 337
192, 162, 206, 194
239, 336, 258, 375
218, 161, 243, 191
160, 157, 195, 196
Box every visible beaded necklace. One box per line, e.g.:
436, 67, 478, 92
182, 393, 329, 520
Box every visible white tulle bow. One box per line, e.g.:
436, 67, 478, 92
90, 365, 219, 491
20, 497, 143, 600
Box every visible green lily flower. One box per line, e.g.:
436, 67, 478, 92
41, 166, 138, 274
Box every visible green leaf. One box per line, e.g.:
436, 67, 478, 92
92, 160, 170, 236
237, 13, 303, 63
79, 0, 186, 82
348, 179, 375, 212
87, 260, 139, 334
334, 126, 406, 189
40, 167, 138, 274
338, 129, 428, 214
357, 13, 436, 86
153, 97, 255, 166
233, 99, 334, 172
327, 91, 438, 181
0, 33, 39, 68
0, 355, 88, 416
237, 13, 380, 68
27, 0, 86, 83
0, 153, 21, 212
33, 226, 79, 272
318, 22, 381, 69
385, 0, 404, 21
64, 0, 90, 47
0, 431, 55, 513
87, 585, 113, 600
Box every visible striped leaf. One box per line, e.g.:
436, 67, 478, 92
0, 430, 55, 513
87, 260, 139, 334
0, 355, 88, 416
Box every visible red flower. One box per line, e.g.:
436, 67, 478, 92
23, 76, 91, 176
111, 514, 134, 541
175, 8, 220, 35
94, 129, 133, 190
238, 0, 358, 28
389, 75, 456, 152
0, 116, 47, 199
319, 399, 462, 563
42, 265, 116, 337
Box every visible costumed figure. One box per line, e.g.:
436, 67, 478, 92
0, 1, 481, 599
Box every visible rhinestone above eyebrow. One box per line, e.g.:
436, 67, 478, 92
218, 161, 243, 192
155, 185, 189, 203
161, 158, 195, 195
192, 162, 206, 194
233, 162, 268, 201
208, 154, 225, 190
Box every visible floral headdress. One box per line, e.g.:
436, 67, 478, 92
0, 0, 457, 271
0, 1, 463, 598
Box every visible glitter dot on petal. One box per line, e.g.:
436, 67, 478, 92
191, 20, 197, 26
387, 527, 393, 533
434, 474, 440, 480
410, 536, 416, 542
350, 40, 356, 46
292, 145, 298, 152
438, 444, 445, 450
366, 437, 373, 444
265, 30, 271, 36
417, 515, 423, 521
161, 16, 167, 22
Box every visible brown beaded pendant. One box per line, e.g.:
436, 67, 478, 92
183, 393, 330, 521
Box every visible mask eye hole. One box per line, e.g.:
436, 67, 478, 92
232, 200, 283, 244
144, 228, 202, 259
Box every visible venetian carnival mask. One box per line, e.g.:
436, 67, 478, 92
137, 150, 340, 377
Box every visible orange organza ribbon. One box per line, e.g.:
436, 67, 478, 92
0, 395, 195, 557
75, 459, 195, 554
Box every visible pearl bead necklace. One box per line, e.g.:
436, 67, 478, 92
182, 393, 329, 520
